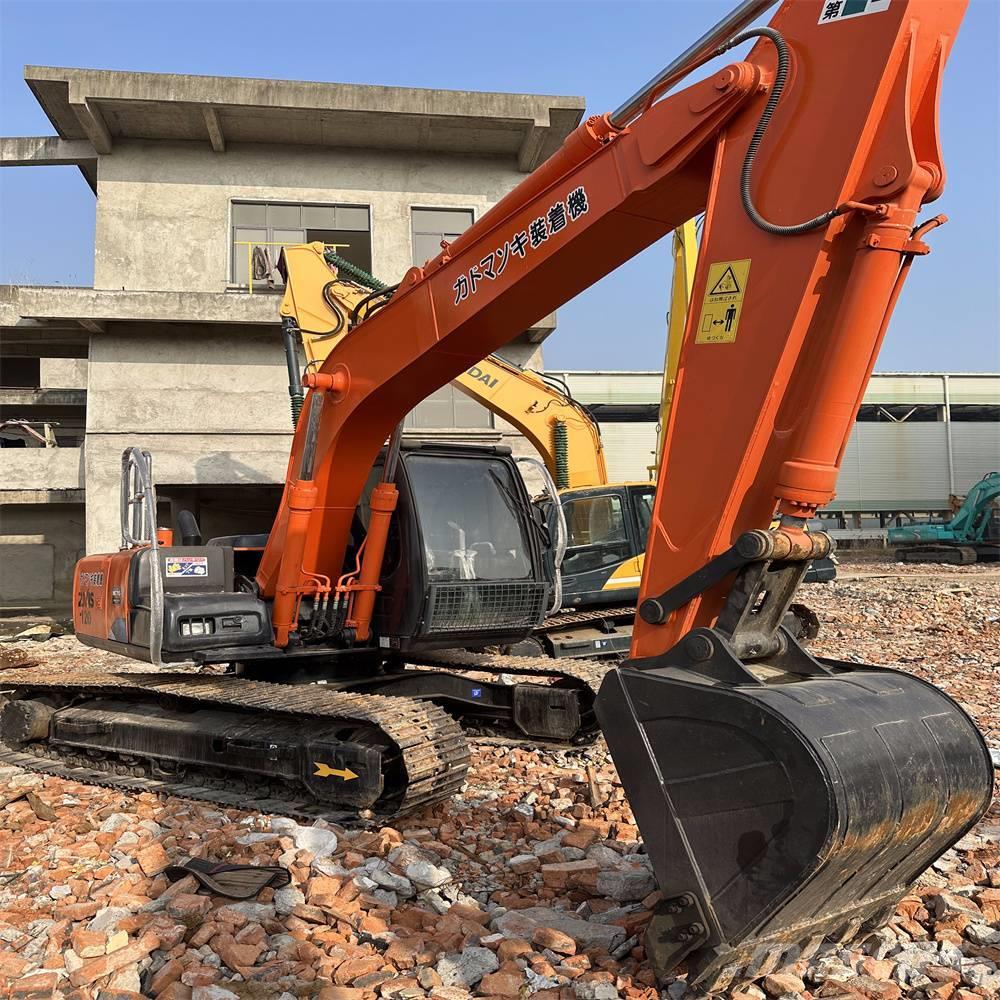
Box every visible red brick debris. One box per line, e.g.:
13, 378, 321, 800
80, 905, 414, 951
0, 561, 997, 999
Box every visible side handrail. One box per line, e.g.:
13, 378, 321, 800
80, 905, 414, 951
120, 447, 163, 665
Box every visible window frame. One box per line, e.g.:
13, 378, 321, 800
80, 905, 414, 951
410, 206, 476, 267
229, 199, 372, 287
628, 484, 658, 544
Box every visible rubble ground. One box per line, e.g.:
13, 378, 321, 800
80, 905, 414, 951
1, 561, 998, 1000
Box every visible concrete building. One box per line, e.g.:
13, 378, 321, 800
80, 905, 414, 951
1, 65, 585, 615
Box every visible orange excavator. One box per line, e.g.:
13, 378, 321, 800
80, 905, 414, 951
280, 233, 831, 662
2, 1, 992, 989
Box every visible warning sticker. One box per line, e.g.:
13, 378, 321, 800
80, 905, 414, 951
695, 259, 751, 344
165, 555, 209, 578
818, 0, 891, 25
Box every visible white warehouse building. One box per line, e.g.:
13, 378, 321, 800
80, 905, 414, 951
548, 370, 1000, 531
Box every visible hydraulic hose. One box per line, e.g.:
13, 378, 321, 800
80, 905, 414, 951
318, 284, 347, 339
176, 509, 202, 546
717, 27, 847, 236
350, 284, 400, 327
281, 317, 305, 427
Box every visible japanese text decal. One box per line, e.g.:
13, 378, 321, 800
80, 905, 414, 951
453, 186, 589, 305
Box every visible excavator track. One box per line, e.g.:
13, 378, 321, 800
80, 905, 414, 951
525, 605, 636, 660
540, 605, 635, 630
0, 671, 469, 823
408, 648, 615, 742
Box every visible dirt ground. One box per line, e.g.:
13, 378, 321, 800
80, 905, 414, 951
1, 560, 997, 1000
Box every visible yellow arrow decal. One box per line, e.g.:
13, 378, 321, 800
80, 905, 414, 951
313, 761, 359, 781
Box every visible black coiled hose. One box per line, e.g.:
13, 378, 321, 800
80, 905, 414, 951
718, 27, 846, 236
349, 284, 400, 327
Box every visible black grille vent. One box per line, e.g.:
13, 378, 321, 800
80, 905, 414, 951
425, 582, 548, 634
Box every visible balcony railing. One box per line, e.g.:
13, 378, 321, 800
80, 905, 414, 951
233, 241, 352, 295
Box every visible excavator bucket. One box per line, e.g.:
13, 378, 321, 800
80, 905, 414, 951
597, 649, 993, 990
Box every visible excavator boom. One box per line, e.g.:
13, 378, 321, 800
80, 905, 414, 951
283, 241, 609, 492
652, 218, 698, 476
451, 355, 608, 491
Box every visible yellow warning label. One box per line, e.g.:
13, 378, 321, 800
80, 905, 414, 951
695, 259, 751, 344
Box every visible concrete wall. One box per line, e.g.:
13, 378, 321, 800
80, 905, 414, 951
82, 321, 537, 553
0, 447, 84, 490
0, 503, 85, 613
84, 322, 294, 552
40, 358, 88, 389
94, 141, 526, 292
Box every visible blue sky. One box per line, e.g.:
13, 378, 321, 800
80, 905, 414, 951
1, 0, 997, 372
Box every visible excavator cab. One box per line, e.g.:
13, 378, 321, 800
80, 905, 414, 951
359, 441, 552, 652
558, 483, 655, 606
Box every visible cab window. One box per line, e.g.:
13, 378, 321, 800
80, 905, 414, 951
562, 495, 630, 575
407, 455, 533, 581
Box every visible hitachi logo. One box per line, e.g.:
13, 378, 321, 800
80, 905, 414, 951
78, 571, 105, 587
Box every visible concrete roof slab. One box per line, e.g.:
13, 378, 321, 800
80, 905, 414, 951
1, 286, 281, 327
23, 66, 585, 171
0, 136, 98, 191
1, 285, 556, 347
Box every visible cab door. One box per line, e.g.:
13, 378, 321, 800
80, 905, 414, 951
625, 483, 657, 594
559, 489, 643, 606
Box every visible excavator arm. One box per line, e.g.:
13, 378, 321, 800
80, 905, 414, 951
250, 1, 989, 987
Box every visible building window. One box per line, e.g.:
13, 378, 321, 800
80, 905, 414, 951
411, 207, 474, 266
407, 208, 490, 429
231, 201, 371, 288
404, 384, 492, 430
0, 357, 40, 388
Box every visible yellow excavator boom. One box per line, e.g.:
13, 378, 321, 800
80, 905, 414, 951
650, 218, 698, 478
450, 355, 607, 490
283, 242, 609, 491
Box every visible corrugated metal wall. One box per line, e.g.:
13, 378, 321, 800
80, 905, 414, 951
598, 424, 659, 483
549, 372, 999, 511
593, 423, 999, 510
553, 371, 1000, 408
830, 423, 999, 510
833, 424, 950, 510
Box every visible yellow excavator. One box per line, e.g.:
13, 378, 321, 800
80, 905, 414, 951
278, 233, 828, 659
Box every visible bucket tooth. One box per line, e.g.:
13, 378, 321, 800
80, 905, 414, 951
596, 643, 993, 986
